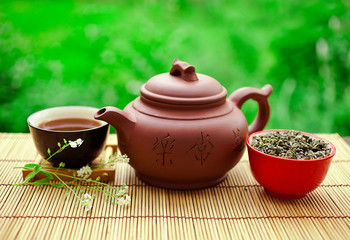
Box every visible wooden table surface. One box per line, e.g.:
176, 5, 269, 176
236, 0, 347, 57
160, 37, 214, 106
1, 133, 350, 240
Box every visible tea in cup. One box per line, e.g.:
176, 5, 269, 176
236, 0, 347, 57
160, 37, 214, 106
28, 106, 109, 168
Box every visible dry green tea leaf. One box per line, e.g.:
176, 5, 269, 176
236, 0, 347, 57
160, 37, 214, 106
251, 131, 332, 160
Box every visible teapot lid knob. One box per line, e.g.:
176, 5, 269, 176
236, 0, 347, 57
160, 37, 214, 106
170, 58, 198, 82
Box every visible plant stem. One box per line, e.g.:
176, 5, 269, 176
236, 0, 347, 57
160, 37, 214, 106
41, 143, 70, 166
51, 172, 83, 202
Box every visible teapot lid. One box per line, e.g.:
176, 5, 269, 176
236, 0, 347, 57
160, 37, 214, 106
140, 59, 227, 105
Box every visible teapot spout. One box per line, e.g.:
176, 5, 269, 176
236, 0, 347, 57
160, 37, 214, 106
94, 106, 136, 145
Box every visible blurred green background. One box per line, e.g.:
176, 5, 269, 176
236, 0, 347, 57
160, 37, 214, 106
1, 0, 350, 135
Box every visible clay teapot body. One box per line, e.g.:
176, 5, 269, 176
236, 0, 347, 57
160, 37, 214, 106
95, 59, 272, 189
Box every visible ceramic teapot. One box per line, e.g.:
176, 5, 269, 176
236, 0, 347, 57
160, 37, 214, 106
95, 59, 272, 189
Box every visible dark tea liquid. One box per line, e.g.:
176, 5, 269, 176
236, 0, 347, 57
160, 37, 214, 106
38, 118, 102, 131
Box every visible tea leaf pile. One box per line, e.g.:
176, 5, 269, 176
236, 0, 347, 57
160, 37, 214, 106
251, 131, 332, 160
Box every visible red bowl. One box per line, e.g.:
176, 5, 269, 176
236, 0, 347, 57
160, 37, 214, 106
246, 130, 336, 199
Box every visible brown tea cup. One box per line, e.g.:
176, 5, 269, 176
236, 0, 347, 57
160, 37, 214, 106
28, 106, 109, 168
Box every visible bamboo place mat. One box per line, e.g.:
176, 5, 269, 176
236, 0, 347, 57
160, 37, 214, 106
0, 133, 350, 240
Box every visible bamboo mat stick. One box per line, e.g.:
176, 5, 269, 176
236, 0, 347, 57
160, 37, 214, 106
128, 185, 137, 239
191, 191, 204, 239
149, 187, 156, 240
254, 190, 278, 239
125, 184, 134, 239
180, 191, 195, 240
141, 184, 147, 240
0, 134, 17, 160
309, 218, 334, 239
46, 189, 66, 239
55, 188, 78, 238
279, 202, 303, 239
94, 191, 104, 240
101, 194, 109, 239
64, 187, 80, 239
287, 204, 312, 239
152, 187, 159, 240
181, 190, 195, 239
110, 188, 120, 240
19, 187, 47, 239
35, 186, 59, 238
200, 189, 220, 239
199, 190, 214, 238
285, 201, 308, 239
173, 191, 184, 239
158, 188, 167, 240
0, 162, 21, 184
72, 189, 86, 238
169, 191, 177, 240
168, 191, 176, 240
222, 188, 243, 238
6, 186, 36, 239
176, 191, 187, 240
148, 188, 154, 240
210, 188, 231, 238
161, 189, 168, 239
117, 188, 126, 239
58, 187, 77, 238
100, 150, 115, 238
202, 189, 218, 238
327, 186, 350, 214
0, 135, 12, 158
83, 188, 95, 239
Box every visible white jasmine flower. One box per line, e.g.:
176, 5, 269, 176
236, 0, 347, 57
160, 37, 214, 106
117, 186, 128, 196
82, 193, 93, 211
116, 154, 130, 163
77, 165, 92, 179
117, 194, 131, 205
69, 141, 78, 148
69, 138, 84, 148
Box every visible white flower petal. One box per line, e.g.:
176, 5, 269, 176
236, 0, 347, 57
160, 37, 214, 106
84, 193, 92, 200
82, 193, 93, 211
77, 169, 85, 178
77, 166, 92, 179
75, 138, 84, 147
69, 141, 77, 148
69, 139, 84, 148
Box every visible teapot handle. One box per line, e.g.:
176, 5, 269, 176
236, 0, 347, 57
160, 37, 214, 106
228, 84, 273, 135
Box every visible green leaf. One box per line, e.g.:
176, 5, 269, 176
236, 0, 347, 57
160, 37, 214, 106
23, 171, 39, 183
23, 163, 41, 171
38, 170, 53, 180
49, 183, 65, 188
58, 142, 61, 148
33, 177, 51, 185
59, 162, 66, 168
